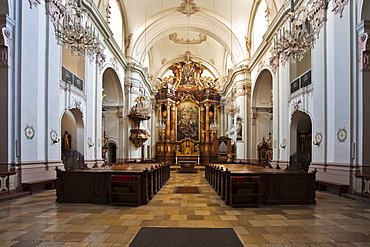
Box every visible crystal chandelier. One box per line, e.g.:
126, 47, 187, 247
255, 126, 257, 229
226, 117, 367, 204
55, 0, 103, 61
271, 12, 315, 68
270, 0, 349, 72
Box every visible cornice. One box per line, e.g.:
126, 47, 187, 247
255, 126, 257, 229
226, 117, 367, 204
126, 62, 154, 94
82, 0, 127, 70
222, 64, 249, 95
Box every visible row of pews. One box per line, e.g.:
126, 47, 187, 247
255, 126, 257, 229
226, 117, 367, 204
55, 162, 170, 206
205, 163, 317, 207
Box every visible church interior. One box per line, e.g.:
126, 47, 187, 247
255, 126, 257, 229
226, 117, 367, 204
1, 0, 370, 246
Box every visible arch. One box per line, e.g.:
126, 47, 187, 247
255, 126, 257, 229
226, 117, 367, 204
102, 68, 124, 163
252, 69, 273, 108
102, 68, 123, 106
359, 0, 370, 175
290, 111, 312, 156
61, 108, 84, 155
107, 141, 117, 164
130, 9, 245, 66
153, 56, 221, 85
247, 0, 278, 57
251, 69, 273, 160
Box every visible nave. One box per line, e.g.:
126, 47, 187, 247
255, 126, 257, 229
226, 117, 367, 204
0, 172, 370, 246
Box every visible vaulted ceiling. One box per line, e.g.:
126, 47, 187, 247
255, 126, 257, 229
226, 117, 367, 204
96, 0, 283, 90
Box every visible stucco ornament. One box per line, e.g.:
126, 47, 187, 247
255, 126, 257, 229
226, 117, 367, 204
28, 0, 41, 9
331, 0, 349, 18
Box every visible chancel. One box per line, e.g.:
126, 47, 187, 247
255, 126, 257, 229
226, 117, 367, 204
1, 0, 370, 246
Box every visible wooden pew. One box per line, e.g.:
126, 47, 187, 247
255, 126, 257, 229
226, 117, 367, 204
316, 179, 349, 196
22, 179, 56, 194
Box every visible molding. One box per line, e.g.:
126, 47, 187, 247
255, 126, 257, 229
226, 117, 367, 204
11, 160, 63, 166
169, 32, 207, 45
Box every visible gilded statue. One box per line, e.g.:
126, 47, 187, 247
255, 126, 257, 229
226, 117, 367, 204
62, 131, 71, 150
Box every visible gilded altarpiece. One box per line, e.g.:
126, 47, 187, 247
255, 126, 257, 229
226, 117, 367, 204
155, 53, 220, 164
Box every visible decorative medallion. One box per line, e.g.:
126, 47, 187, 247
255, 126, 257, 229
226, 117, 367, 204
87, 137, 94, 147
177, 0, 200, 16
50, 129, 59, 143
314, 132, 323, 146
24, 125, 35, 140
337, 127, 347, 143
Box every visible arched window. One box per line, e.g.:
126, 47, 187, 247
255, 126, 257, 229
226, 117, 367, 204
108, 0, 123, 49
252, 0, 269, 54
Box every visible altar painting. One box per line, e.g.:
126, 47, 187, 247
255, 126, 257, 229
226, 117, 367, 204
177, 101, 199, 141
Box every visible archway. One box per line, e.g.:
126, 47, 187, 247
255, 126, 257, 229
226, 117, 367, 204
359, 0, 370, 175
61, 108, 84, 154
251, 69, 273, 162
107, 142, 117, 164
102, 68, 123, 162
290, 111, 312, 171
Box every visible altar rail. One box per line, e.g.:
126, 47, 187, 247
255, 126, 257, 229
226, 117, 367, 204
205, 163, 316, 205
55, 162, 170, 205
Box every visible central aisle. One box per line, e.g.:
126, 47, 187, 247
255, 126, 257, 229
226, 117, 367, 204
1, 171, 370, 246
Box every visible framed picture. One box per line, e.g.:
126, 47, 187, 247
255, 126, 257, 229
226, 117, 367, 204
176, 100, 199, 142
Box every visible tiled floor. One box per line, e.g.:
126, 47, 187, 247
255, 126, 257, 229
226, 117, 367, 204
1, 171, 370, 246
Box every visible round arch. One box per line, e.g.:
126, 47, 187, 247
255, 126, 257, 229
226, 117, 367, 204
252, 69, 273, 108
102, 67, 124, 163
153, 56, 221, 84
106, 140, 118, 164
247, 0, 278, 55
61, 108, 84, 154
290, 110, 312, 156
102, 68, 123, 106
251, 69, 273, 160
130, 9, 245, 65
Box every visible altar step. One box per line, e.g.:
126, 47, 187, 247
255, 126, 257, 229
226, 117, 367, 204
170, 164, 205, 172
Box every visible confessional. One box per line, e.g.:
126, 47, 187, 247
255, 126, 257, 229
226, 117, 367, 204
212, 136, 232, 163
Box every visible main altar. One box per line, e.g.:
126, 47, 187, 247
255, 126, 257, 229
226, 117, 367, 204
155, 52, 221, 167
